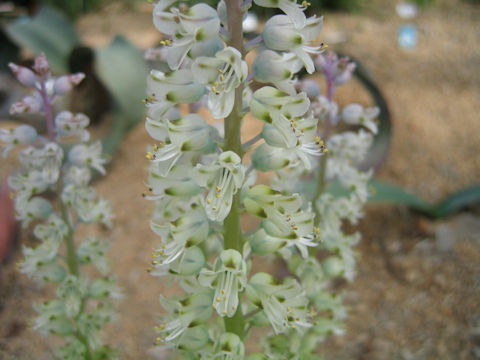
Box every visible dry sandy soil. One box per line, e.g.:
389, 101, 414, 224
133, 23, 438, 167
1, 0, 479, 359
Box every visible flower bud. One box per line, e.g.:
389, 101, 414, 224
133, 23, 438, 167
33, 54, 50, 77
54, 73, 85, 95
252, 143, 292, 171
8, 63, 37, 87
322, 256, 344, 278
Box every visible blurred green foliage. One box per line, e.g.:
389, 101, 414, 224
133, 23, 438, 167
42, 0, 106, 19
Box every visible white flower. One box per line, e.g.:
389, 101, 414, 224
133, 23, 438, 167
192, 47, 248, 118
54, 111, 90, 141
147, 164, 202, 199
250, 86, 310, 148
195, 151, 245, 222
0, 124, 37, 157
146, 114, 210, 177
253, 50, 304, 95
263, 15, 324, 73
18, 143, 63, 184
8, 62, 37, 86
341, 104, 379, 134
150, 206, 209, 265
153, 3, 221, 69
68, 141, 108, 175
198, 249, 247, 317
146, 69, 205, 130
156, 291, 212, 343
63, 166, 91, 187
254, 0, 308, 29
245, 185, 317, 258
246, 272, 311, 334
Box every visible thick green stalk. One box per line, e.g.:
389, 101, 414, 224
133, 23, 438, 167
223, 0, 245, 339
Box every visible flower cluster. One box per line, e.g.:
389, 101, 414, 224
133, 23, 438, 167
144, 0, 377, 358
3, 55, 119, 360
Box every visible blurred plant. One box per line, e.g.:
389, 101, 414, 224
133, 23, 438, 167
2, 54, 121, 360
142, 0, 378, 358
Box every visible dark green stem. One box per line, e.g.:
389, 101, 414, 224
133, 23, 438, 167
223, 0, 245, 340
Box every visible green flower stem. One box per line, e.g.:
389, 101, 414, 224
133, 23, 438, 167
58, 185, 79, 276
58, 183, 92, 359
223, 0, 245, 339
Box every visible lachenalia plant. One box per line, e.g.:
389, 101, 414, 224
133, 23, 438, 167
2, 55, 120, 360
143, 0, 378, 358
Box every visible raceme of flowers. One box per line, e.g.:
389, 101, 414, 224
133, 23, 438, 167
2, 55, 120, 360
142, 0, 378, 358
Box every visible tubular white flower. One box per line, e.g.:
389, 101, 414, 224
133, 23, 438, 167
263, 15, 324, 73
195, 151, 245, 222
245, 185, 317, 257
146, 69, 205, 133
153, 3, 221, 69
156, 291, 212, 344
192, 47, 248, 118
252, 50, 303, 95
150, 206, 209, 265
246, 272, 311, 334
146, 114, 210, 177
198, 249, 247, 317
250, 86, 310, 148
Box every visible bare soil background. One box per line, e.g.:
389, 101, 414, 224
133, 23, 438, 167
1, 0, 479, 359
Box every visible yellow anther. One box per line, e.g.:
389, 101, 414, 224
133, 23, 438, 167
313, 227, 320, 233
146, 152, 153, 160
141, 98, 147, 104
220, 75, 225, 81
156, 337, 162, 342
159, 324, 165, 329
225, 201, 229, 206
216, 186, 221, 192
221, 85, 225, 91
301, 128, 305, 133
207, 198, 212, 204
218, 68, 223, 74
212, 206, 217, 210
291, 325, 296, 329
216, 297, 221, 302
212, 86, 217, 92
158, 141, 164, 148
216, 193, 221, 198
152, 260, 158, 265
302, 0, 311, 6
214, 81, 219, 87
147, 267, 153, 272
323, 148, 328, 153
291, 225, 298, 230
212, 304, 217, 309
223, 310, 227, 314
221, 289, 226, 294
165, 39, 171, 45
287, 306, 291, 312
314, 136, 320, 142
153, 144, 158, 151
157, 250, 164, 255
154, 326, 160, 331
160, 40, 166, 45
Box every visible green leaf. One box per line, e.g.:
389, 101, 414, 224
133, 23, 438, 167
434, 185, 480, 218
95, 36, 147, 156
95, 35, 147, 127
368, 180, 434, 214
5, 5, 80, 73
